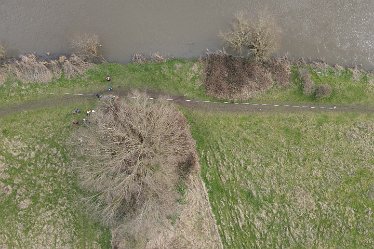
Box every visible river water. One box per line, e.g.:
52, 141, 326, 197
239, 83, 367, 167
1, 0, 374, 68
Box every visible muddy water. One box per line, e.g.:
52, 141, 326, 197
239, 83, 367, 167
1, 0, 374, 68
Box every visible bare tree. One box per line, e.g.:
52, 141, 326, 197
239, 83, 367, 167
220, 12, 280, 61
71, 33, 104, 62
72, 92, 198, 243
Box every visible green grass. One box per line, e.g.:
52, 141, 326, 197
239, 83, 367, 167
256, 66, 374, 105
0, 102, 111, 248
185, 110, 374, 248
1, 59, 373, 109
1, 58, 373, 248
0, 59, 206, 108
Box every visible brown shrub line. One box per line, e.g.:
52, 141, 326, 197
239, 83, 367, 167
0, 33, 102, 84
204, 53, 291, 100
4, 54, 93, 83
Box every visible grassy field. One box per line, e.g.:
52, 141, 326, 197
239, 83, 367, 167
1, 60, 373, 109
185, 110, 374, 248
0, 58, 373, 248
0, 102, 111, 248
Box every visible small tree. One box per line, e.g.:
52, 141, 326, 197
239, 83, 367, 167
72, 92, 197, 242
71, 33, 103, 62
220, 12, 279, 61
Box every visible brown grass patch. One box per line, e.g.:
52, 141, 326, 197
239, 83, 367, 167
6, 54, 54, 83
5, 54, 93, 83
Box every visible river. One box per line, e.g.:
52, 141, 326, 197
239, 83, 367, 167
1, 0, 374, 68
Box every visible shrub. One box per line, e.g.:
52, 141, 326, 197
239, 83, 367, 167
220, 12, 279, 61
204, 53, 273, 99
72, 93, 197, 242
5, 54, 93, 83
61, 54, 92, 79
265, 57, 291, 87
6, 54, 54, 83
299, 69, 315, 96
348, 66, 362, 81
71, 33, 103, 62
315, 84, 332, 98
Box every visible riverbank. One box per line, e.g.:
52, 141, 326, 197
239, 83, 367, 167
0, 58, 373, 109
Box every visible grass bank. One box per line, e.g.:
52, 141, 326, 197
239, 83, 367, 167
1, 59, 373, 109
186, 110, 374, 248
257, 66, 374, 105
0, 102, 111, 248
0, 59, 206, 108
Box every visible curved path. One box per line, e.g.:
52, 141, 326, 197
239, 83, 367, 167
1, 88, 374, 118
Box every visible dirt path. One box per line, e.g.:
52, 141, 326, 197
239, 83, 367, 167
1, 89, 374, 118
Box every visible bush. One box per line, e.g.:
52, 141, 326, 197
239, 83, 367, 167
5, 54, 92, 83
220, 12, 279, 61
265, 57, 291, 87
348, 66, 363, 81
72, 93, 198, 241
6, 54, 54, 83
71, 33, 103, 62
204, 53, 273, 99
60, 54, 92, 79
299, 69, 315, 96
315, 84, 332, 98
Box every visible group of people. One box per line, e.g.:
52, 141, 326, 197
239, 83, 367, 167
72, 75, 112, 125
72, 108, 95, 125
